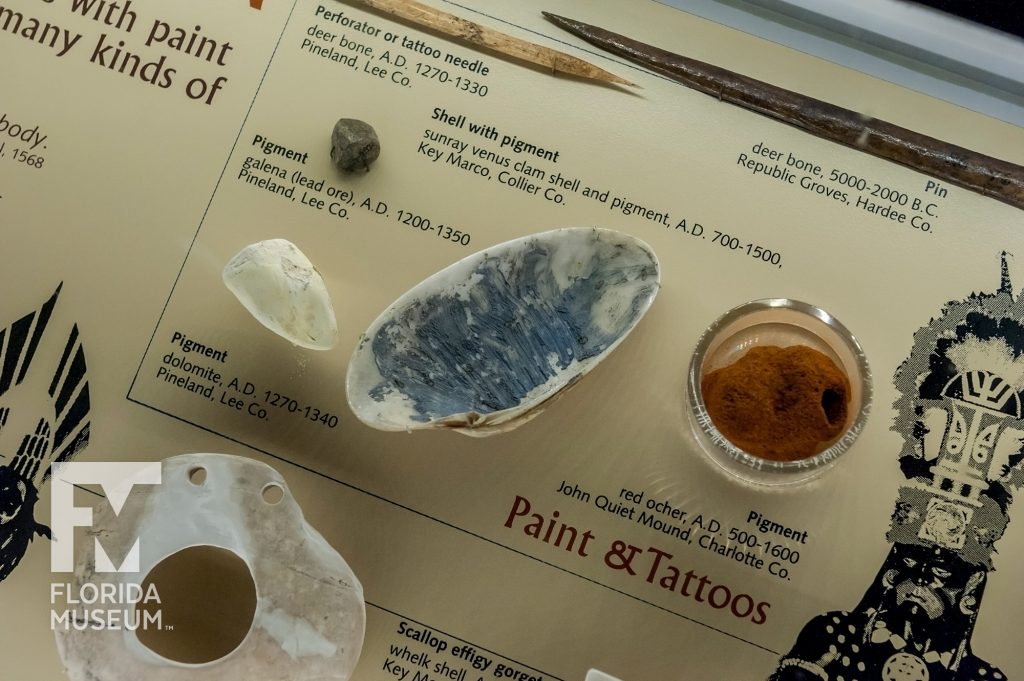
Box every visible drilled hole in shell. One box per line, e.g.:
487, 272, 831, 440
187, 467, 207, 486
135, 545, 256, 664
261, 483, 284, 505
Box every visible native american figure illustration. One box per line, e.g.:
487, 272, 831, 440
0, 284, 90, 582
772, 255, 1024, 681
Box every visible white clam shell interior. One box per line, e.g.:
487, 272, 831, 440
223, 239, 338, 350
346, 227, 660, 435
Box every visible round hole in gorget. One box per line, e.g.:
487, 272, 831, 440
187, 467, 207, 486
261, 483, 284, 505
135, 545, 257, 665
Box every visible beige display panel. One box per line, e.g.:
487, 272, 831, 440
2, 1, 1023, 680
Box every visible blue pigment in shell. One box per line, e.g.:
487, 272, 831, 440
366, 231, 658, 423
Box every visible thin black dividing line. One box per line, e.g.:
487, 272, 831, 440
74, 483, 103, 498
437, 0, 674, 85
367, 602, 564, 680
124, 398, 780, 657
126, 0, 301, 398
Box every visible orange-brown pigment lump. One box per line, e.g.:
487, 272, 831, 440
701, 345, 851, 461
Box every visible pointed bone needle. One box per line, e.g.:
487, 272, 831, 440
543, 12, 1024, 210
345, 0, 636, 86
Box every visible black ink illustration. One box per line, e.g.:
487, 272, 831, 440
0, 284, 90, 582
771, 255, 1024, 681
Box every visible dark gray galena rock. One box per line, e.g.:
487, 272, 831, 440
330, 118, 380, 172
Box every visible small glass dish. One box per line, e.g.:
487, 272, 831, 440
687, 299, 871, 486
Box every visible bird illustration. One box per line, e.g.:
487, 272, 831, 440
0, 284, 90, 583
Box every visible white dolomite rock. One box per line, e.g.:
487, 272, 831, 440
223, 239, 338, 350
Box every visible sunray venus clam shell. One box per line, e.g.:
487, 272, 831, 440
346, 227, 660, 436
